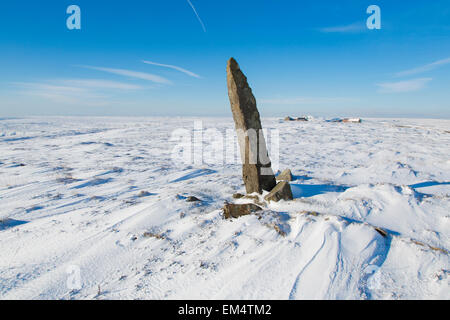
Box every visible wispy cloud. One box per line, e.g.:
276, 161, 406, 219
61, 79, 143, 90
186, 0, 206, 32
80, 66, 172, 84
395, 57, 450, 77
143, 60, 201, 78
12, 82, 109, 106
260, 97, 358, 105
11, 78, 143, 106
319, 22, 366, 33
377, 78, 432, 93
14, 82, 87, 94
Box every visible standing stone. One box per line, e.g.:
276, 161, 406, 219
227, 58, 277, 194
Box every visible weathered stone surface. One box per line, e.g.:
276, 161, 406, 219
342, 118, 362, 123
299, 210, 320, 217
243, 194, 260, 201
284, 116, 308, 122
186, 196, 202, 202
223, 203, 263, 219
374, 227, 388, 238
276, 169, 293, 182
264, 181, 293, 202
138, 190, 152, 197
233, 193, 265, 206
227, 58, 277, 194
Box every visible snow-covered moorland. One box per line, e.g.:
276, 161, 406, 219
0, 116, 449, 300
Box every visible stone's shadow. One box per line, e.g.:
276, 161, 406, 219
276, 220, 291, 236
96, 167, 124, 177
339, 216, 401, 237
170, 169, 217, 183
258, 211, 292, 236
291, 175, 312, 182
71, 178, 114, 189
359, 234, 393, 299
407, 181, 450, 201
291, 183, 349, 198
277, 212, 291, 222
0, 219, 28, 231
275, 172, 312, 182
409, 181, 450, 189
3, 136, 33, 142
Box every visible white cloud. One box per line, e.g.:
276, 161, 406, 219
13, 82, 89, 94
319, 22, 366, 33
260, 97, 358, 105
395, 57, 450, 77
81, 66, 172, 84
61, 79, 142, 90
12, 82, 109, 106
11, 77, 150, 107
376, 78, 432, 93
143, 60, 201, 78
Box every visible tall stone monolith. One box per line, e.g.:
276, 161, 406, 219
226, 57, 277, 194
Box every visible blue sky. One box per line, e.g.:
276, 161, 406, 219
1, 0, 449, 118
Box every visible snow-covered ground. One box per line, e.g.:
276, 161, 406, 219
0, 116, 449, 300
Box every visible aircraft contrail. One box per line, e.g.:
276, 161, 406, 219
186, 0, 206, 32
143, 60, 201, 78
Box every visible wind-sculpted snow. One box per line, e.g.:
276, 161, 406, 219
0, 117, 449, 299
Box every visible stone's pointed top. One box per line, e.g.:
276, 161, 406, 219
227, 57, 239, 70
276, 169, 293, 182
227, 57, 249, 91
